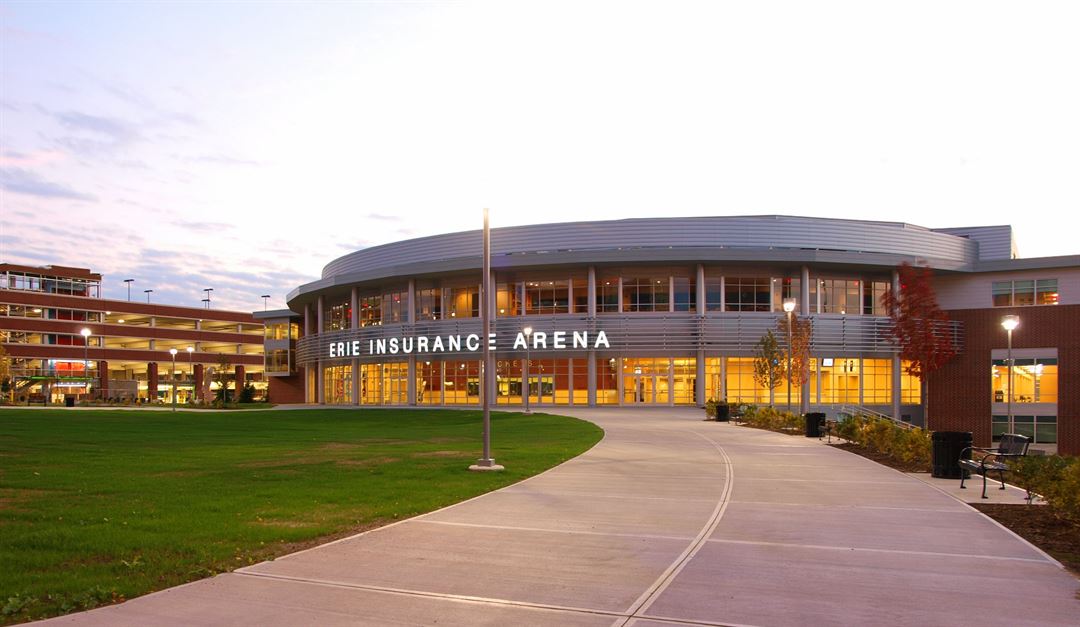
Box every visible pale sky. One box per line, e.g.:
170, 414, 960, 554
2, 1, 1078, 311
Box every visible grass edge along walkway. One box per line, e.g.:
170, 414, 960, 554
0, 408, 603, 624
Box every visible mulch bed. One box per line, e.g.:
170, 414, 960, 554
829, 441, 929, 473
830, 442, 1080, 579
971, 503, 1080, 577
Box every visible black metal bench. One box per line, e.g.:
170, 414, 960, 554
959, 433, 1030, 499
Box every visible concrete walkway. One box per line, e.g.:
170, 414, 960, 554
39, 408, 1080, 626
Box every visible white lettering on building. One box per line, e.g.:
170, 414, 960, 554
330, 330, 613, 358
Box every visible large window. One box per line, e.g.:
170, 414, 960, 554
772, 278, 801, 313
325, 302, 350, 331
992, 415, 1056, 443
572, 278, 588, 313
992, 358, 1057, 404
525, 280, 570, 315
597, 278, 619, 313
673, 277, 696, 312
381, 290, 407, 323
416, 288, 441, 321
725, 277, 770, 312
496, 282, 520, 316
863, 281, 889, 316
266, 349, 291, 373
264, 323, 298, 340
993, 279, 1058, 307
359, 295, 381, 326
704, 276, 723, 311
446, 286, 479, 318
323, 365, 352, 404
862, 359, 891, 404
818, 279, 861, 315
622, 277, 669, 312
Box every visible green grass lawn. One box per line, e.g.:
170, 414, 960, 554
0, 408, 603, 624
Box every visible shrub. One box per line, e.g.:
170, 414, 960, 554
704, 398, 718, 419
739, 405, 802, 434
1009, 455, 1080, 524
832, 414, 931, 470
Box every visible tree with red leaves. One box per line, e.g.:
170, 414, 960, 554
882, 262, 957, 420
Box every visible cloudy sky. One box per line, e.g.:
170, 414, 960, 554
2, 1, 1078, 311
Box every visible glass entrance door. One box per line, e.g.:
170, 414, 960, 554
528, 375, 555, 405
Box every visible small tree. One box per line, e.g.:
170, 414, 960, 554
212, 354, 232, 406
238, 383, 255, 403
777, 313, 813, 408
881, 263, 957, 421
752, 330, 786, 404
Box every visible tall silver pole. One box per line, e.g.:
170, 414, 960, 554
471, 208, 503, 471
786, 310, 793, 412
1007, 328, 1013, 435
172, 353, 177, 412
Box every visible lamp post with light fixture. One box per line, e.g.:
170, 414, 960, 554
80, 327, 92, 400
1001, 315, 1019, 435
522, 326, 533, 414
144, 289, 153, 303
261, 295, 270, 311
124, 278, 134, 301
783, 297, 796, 412
169, 348, 178, 412
187, 346, 195, 403
204, 288, 213, 309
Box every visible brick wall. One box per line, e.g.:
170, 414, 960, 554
268, 374, 306, 404
928, 304, 1079, 455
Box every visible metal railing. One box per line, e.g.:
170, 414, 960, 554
836, 404, 916, 429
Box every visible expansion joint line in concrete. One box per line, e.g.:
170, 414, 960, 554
234, 570, 627, 619
614, 430, 734, 627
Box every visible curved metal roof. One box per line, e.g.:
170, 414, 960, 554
287, 215, 980, 308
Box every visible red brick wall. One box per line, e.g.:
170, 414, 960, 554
928, 304, 1079, 455
268, 374, 306, 404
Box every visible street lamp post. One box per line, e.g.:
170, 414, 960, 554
169, 348, 178, 412
261, 295, 270, 311
783, 298, 796, 412
522, 326, 533, 414
123, 279, 134, 301
1001, 315, 1020, 435
144, 289, 153, 303
187, 346, 195, 404
80, 327, 92, 400
203, 288, 213, 309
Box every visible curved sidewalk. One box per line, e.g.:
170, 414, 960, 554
40, 408, 1079, 626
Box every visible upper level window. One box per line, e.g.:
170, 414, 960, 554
863, 281, 889, 316
725, 277, 770, 312
993, 279, 1058, 307
496, 282, 520, 316
446, 286, 479, 318
325, 302, 350, 331
772, 278, 801, 313
381, 290, 407, 323
818, 279, 860, 315
704, 277, 722, 311
525, 280, 570, 315
597, 278, 619, 313
622, 277, 669, 312
265, 322, 299, 340
416, 288, 441, 321
359, 295, 381, 326
673, 277, 695, 312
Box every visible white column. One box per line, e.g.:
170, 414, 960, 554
587, 266, 597, 405
351, 287, 360, 405
696, 264, 706, 406
316, 295, 325, 405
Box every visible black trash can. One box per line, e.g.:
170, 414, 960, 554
931, 431, 973, 479
716, 403, 730, 422
805, 412, 827, 438
64, 395, 75, 408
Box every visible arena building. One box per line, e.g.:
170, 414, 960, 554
267, 215, 1078, 454
1, 264, 265, 404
